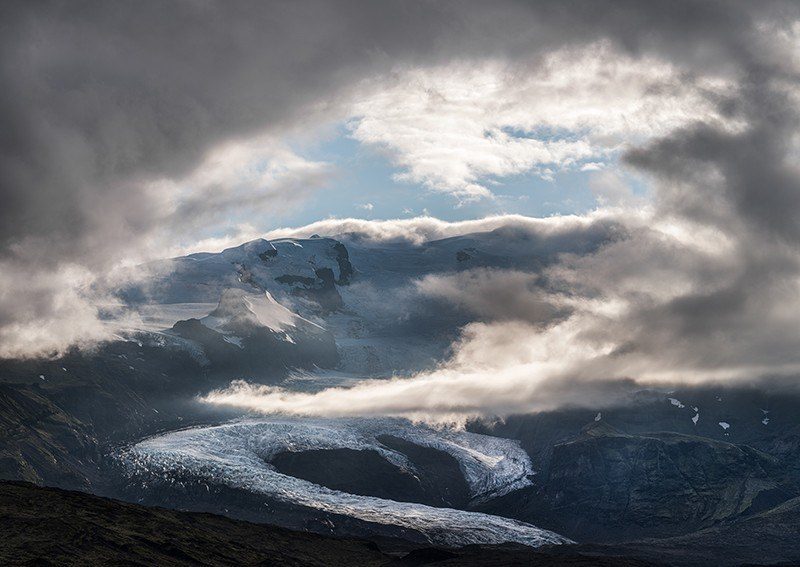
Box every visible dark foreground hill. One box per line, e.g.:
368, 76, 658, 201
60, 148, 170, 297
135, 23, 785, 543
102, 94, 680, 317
0, 481, 658, 567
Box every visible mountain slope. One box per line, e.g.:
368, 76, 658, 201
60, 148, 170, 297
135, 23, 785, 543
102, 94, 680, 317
0, 481, 658, 567
537, 422, 783, 540
0, 480, 386, 567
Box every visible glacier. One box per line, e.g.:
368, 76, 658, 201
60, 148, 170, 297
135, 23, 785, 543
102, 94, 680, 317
119, 416, 570, 548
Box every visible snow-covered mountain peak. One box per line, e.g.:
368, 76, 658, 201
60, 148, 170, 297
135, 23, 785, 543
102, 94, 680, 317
202, 289, 320, 334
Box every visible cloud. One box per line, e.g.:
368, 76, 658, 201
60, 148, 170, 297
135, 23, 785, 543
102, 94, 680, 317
588, 170, 642, 206
203, 5, 800, 422
3, 0, 799, 357
147, 137, 336, 250
0, 263, 140, 359
203, 210, 800, 424
264, 211, 624, 245
347, 42, 740, 199
414, 269, 565, 325
200, 314, 649, 424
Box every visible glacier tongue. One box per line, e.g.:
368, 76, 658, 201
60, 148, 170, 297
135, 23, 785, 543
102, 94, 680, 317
120, 417, 570, 548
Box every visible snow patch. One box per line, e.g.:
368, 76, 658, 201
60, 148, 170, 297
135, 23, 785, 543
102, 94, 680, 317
222, 335, 244, 348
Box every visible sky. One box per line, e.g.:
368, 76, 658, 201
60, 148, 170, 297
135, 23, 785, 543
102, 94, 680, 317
4, 1, 800, 420
255, 128, 633, 229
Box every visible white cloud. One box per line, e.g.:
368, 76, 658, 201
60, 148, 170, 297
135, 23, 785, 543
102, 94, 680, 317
264, 211, 618, 245
348, 42, 739, 200
588, 170, 641, 206
153, 136, 333, 227
0, 263, 140, 359
139, 136, 335, 259
0, 136, 336, 358
160, 224, 265, 257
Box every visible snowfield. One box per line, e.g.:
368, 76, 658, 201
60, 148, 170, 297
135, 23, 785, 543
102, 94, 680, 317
126, 231, 593, 378
119, 417, 570, 548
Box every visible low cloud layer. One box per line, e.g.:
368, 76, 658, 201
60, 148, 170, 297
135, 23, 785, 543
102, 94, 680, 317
264, 212, 624, 246
205, 208, 800, 423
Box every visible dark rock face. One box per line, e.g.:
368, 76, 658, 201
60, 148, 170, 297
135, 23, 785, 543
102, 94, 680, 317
0, 341, 218, 490
574, 494, 800, 566
170, 289, 339, 376
641, 494, 800, 566
172, 317, 338, 374
259, 248, 278, 261
477, 419, 795, 545
333, 241, 355, 285
0, 384, 97, 488
536, 422, 782, 541
311, 267, 344, 311
276, 267, 344, 312
172, 319, 247, 368
270, 438, 470, 509
376, 435, 471, 508
271, 448, 430, 503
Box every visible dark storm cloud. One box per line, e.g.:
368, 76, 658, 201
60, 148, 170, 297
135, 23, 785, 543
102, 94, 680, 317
0, 0, 444, 258
1, 0, 799, 357
0, 0, 465, 355
1, 0, 790, 258
626, 87, 800, 243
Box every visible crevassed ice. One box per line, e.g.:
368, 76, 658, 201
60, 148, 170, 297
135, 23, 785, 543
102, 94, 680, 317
119, 417, 571, 548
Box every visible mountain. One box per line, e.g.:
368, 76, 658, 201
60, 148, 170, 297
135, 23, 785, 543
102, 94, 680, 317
0, 481, 386, 567
171, 288, 338, 376
482, 421, 791, 542
0, 481, 659, 567
125, 228, 611, 378
2, 227, 800, 565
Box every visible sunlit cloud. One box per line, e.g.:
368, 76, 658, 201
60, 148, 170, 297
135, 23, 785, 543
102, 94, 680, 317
348, 42, 740, 200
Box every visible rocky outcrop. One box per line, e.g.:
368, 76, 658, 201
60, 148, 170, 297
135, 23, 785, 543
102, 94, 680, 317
333, 241, 354, 285
270, 437, 471, 509
501, 421, 789, 542
0, 340, 210, 490
276, 267, 343, 312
